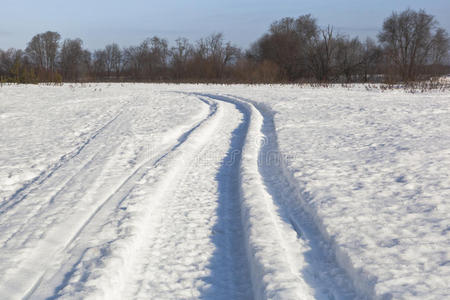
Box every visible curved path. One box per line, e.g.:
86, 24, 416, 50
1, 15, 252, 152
0, 92, 359, 300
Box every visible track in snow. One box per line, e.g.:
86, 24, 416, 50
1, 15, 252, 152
114, 97, 253, 299
1, 92, 359, 300
0, 110, 123, 215
201, 94, 358, 299
0, 97, 215, 299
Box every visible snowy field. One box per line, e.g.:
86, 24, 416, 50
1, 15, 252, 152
0, 83, 449, 299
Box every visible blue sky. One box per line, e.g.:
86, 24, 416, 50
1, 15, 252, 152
1, 0, 449, 50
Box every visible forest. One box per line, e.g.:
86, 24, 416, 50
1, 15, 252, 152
1, 9, 449, 84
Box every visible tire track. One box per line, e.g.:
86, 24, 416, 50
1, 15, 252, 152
244, 97, 358, 299
126, 96, 253, 300
0, 98, 214, 300
24, 97, 218, 300
35, 96, 254, 300
0, 110, 124, 215
77, 97, 229, 299
0, 112, 129, 262
204, 94, 359, 299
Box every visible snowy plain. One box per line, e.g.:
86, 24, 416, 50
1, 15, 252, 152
0, 83, 449, 299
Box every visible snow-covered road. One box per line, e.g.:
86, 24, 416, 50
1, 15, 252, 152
1, 84, 449, 299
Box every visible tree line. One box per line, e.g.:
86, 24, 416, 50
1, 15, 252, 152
1, 9, 449, 84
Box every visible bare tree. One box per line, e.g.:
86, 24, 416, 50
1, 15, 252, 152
59, 38, 86, 81
248, 15, 319, 80
430, 28, 450, 65
0, 48, 25, 80
191, 33, 239, 80
196, 33, 224, 78
122, 36, 169, 80
26, 35, 44, 69
147, 37, 169, 79
170, 38, 193, 80
82, 49, 92, 80
123, 44, 146, 79
26, 31, 60, 72
378, 9, 449, 81
266, 17, 303, 80
93, 49, 107, 79
335, 36, 364, 82
42, 31, 61, 73
105, 43, 122, 78
307, 26, 337, 81
361, 38, 383, 82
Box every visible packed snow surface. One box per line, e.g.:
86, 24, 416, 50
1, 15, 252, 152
0, 83, 449, 299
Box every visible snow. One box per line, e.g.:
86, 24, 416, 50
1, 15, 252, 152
0, 83, 449, 299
